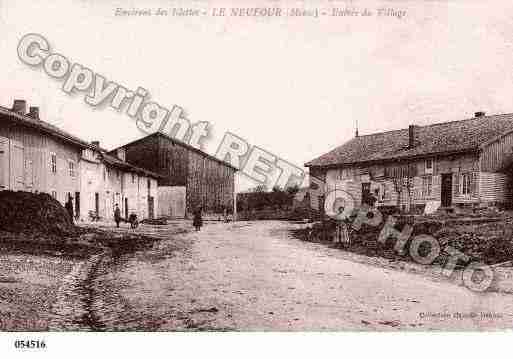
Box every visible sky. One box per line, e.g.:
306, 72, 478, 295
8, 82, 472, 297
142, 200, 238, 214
2, 0, 513, 191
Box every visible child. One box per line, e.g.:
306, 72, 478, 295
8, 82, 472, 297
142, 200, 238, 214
334, 206, 350, 247
193, 206, 203, 231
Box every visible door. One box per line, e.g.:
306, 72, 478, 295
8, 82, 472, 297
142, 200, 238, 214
441, 173, 453, 207
0, 137, 9, 190
75, 192, 80, 219
148, 196, 154, 219
95, 193, 99, 216
361, 182, 371, 205
124, 197, 129, 219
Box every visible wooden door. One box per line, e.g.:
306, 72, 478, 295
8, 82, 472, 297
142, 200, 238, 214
441, 173, 453, 207
148, 196, 154, 219
0, 137, 9, 190
95, 193, 100, 216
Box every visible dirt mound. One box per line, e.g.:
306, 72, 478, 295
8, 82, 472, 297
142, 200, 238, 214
0, 191, 76, 236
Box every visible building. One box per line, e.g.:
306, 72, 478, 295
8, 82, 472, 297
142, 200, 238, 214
0, 100, 87, 213
305, 112, 513, 212
110, 132, 237, 218
80, 142, 160, 222
0, 99, 160, 222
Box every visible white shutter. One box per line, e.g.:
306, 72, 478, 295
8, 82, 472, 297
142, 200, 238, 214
25, 159, 33, 187
0, 137, 9, 190
10, 141, 24, 190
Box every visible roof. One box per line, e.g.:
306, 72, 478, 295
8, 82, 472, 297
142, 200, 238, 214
99, 150, 162, 179
110, 131, 238, 171
0, 106, 90, 149
305, 113, 513, 167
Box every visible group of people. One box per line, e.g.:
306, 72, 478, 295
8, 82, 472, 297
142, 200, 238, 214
62, 193, 212, 232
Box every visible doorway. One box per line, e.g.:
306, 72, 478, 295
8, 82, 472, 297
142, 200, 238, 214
95, 193, 99, 216
361, 182, 371, 205
125, 198, 129, 219
148, 196, 154, 219
441, 173, 453, 207
75, 192, 80, 219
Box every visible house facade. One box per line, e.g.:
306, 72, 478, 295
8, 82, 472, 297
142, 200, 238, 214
0, 100, 86, 213
306, 112, 513, 212
0, 99, 160, 222
79, 143, 160, 222
110, 132, 237, 218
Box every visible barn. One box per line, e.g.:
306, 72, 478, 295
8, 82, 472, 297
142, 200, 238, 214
110, 132, 237, 219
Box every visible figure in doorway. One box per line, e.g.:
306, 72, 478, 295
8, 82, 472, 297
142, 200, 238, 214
114, 203, 121, 228
65, 194, 74, 223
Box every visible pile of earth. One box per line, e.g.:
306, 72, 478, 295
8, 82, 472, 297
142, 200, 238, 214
0, 191, 76, 236
296, 214, 513, 265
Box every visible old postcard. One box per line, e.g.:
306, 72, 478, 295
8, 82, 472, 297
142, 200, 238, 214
1, 0, 512, 357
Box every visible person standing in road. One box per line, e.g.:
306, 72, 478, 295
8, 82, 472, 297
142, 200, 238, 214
334, 205, 350, 247
193, 206, 203, 231
114, 203, 121, 228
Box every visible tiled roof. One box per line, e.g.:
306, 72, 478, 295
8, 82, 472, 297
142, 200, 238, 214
0, 106, 90, 148
99, 151, 162, 179
305, 114, 513, 167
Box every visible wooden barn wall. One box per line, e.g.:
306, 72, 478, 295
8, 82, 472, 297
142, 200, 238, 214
0, 119, 81, 203
157, 135, 188, 186
480, 132, 513, 172
186, 150, 235, 215
122, 135, 161, 177
479, 172, 511, 203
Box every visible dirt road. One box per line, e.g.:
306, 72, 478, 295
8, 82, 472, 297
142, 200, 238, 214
91, 221, 513, 331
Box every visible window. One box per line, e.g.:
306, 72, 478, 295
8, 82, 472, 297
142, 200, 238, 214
425, 158, 433, 174
50, 153, 57, 173
381, 183, 390, 201
51, 190, 57, 199
68, 160, 75, 177
462, 173, 473, 195
422, 175, 433, 197
103, 169, 106, 181
132, 173, 136, 183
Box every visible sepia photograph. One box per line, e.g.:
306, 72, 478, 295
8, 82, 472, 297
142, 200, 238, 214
1, 0, 513, 357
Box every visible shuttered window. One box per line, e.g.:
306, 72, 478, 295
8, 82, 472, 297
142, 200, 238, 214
12, 142, 24, 189
422, 175, 433, 197
68, 160, 76, 177
454, 172, 460, 195
461, 173, 473, 195
50, 152, 57, 173
0, 138, 9, 190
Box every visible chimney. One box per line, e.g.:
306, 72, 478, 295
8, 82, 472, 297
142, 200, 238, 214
117, 148, 126, 161
475, 111, 486, 118
12, 99, 27, 115
91, 141, 100, 148
408, 124, 415, 148
28, 106, 39, 120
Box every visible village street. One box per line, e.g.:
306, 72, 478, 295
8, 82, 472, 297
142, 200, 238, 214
88, 221, 513, 331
